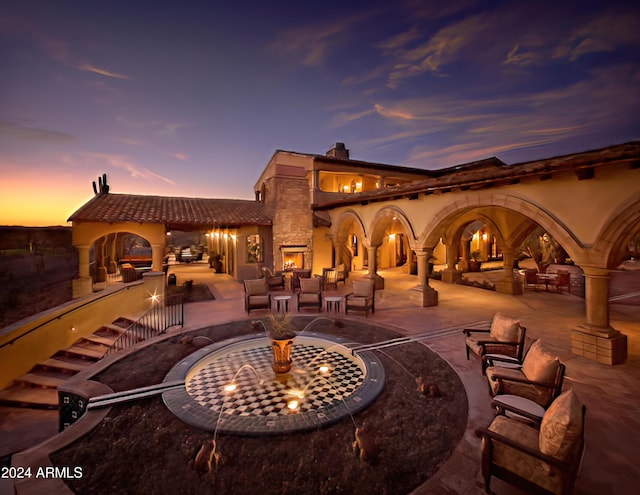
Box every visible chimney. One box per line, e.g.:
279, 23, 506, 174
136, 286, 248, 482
326, 142, 349, 160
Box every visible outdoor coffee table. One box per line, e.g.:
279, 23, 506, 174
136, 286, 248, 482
324, 296, 343, 313
273, 294, 292, 313
492, 394, 545, 423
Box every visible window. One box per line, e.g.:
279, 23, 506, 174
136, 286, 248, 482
247, 235, 263, 263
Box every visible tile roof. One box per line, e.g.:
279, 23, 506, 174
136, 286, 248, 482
314, 141, 640, 209
68, 194, 272, 228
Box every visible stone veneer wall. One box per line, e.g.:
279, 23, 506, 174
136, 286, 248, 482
265, 174, 314, 271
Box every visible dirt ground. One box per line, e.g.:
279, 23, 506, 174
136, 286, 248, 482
52, 317, 468, 495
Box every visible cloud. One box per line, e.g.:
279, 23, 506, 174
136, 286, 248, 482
553, 9, 640, 61
84, 152, 175, 185
170, 152, 187, 161
78, 63, 130, 80
269, 10, 378, 68
0, 120, 75, 143
503, 44, 541, 67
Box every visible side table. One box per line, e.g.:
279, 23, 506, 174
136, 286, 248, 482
273, 295, 292, 313
324, 296, 343, 313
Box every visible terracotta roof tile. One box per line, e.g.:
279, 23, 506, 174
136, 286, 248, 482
68, 194, 271, 228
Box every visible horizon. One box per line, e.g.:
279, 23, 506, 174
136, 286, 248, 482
1, 1, 639, 226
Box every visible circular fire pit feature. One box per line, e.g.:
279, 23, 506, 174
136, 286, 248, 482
163, 334, 384, 434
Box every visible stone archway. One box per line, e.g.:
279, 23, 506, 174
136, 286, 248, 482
71, 222, 166, 297
333, 209, 368, 273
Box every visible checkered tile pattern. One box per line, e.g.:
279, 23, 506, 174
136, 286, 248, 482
186, 343, 364, 417
163, 335, 384, 434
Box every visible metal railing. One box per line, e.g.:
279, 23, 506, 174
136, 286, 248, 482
105, 294, 184, 357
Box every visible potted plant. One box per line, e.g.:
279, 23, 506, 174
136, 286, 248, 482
469, 250, 482, 272
253, 313, 296, 374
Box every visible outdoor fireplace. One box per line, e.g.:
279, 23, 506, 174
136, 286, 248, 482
281, 245, 306, 271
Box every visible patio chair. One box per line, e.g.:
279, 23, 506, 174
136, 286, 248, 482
485, 339, 565, 408
291, 269, 311, 291
260, 266, 285, 291
335, 263, 347, 286
345, 279, 375, 317
549, 270, 571, 293
522, 269, 543, 291
244, 278, 271, 314
322, 268, 338, 290
297, 277, 322, 312
463, 313, 526, 373
476, 390, 586, 495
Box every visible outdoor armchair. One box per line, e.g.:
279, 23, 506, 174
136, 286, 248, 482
345, 279, 375, 317
244, 278, 271, 314
297, 277, 322, 312
260, 265, 285, 291
485, 340, 565, 408
476, 390, 585, 495
463, 313, 526, 373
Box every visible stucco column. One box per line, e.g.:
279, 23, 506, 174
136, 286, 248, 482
441, 241, 462, 284
366, 245, 384, 290
72, 245, 93, 298
413, 248, 438, 307
494, 246, 522, 295
571, 266, 627, 365
151, 243, 165, 272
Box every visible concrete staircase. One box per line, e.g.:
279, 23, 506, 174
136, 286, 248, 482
0, 318, 136, 409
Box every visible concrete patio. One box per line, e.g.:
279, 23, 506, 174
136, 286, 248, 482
1, 263, 639, 494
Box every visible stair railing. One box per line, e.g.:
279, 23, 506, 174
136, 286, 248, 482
105, 294, 183, 357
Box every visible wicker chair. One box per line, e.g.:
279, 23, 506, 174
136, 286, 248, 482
244, 278, 271, 314
345, 279, 375, 317
297, 277, 322, 312
549, 270, 571, 293
476, 390, 586, 495
260, 266, 285, 291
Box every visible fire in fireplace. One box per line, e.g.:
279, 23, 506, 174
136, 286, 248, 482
281, 245, 306, 271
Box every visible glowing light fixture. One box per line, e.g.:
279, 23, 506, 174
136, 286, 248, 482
223, 383, 237, 393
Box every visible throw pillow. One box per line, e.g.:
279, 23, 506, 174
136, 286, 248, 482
539, 390, 584, 462
490, 313, 521, 342
522, 340, 560, 383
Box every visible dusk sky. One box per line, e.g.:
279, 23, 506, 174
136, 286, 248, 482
1, 1, 639, 226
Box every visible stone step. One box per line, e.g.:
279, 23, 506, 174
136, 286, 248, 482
0, 386, 58, 409
37, 357, 90, 374
15, 373, 67, 389
61, 345, 105, 361
82, 334, 118, 346
100, 323, 129, 335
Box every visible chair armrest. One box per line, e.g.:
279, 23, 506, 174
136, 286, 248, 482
475, 427, 572, 470
462, 328, 491, 336
489, 372, 559, 389
491, 399, 543, 424
483, 354, 522, 367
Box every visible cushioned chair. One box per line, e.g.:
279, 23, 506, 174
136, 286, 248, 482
322, 268, 338, 290
260, 266, 285, 291
244, 278, 271, 314
463, 313, 526, 373
297, 277, 322, 312
549, 270, 571, 293
477, 390, 586, 495
291, 269, 311, 291
522, 269, 543, 291
485, 340, 565, 408
335, 263, 347, 286
345, 279, 375, 317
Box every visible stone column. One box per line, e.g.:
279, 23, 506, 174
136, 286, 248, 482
571, 267, 627, 365
441, 241, 462, 284
72, 245, 93, 298
143, 271, 166, 308
494, 246, 522, 295
151, 243, 165, 272
366, 245, 384, 290
413, 248, 438, 307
